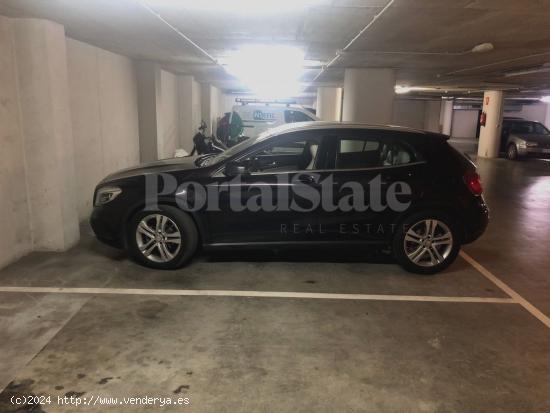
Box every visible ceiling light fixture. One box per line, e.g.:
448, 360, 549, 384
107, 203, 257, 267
395, 85, 412, 94
540, 96, 550, 103
220, 45, 306, 99
470, 43, 495, 54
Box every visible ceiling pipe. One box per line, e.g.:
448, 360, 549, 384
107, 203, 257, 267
338, 43, 494, 58
311, 0, 395, 83
444, 50, 550, 76
504, 63, 550, 78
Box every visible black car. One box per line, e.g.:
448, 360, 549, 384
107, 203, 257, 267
91, 122, 488, 274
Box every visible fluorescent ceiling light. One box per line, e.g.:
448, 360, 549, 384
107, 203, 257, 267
395, 85, 412, 94
470, 43, 494, 53
148, 0, 327, 13
541, 96, 550, 103
220, 45, 305, 99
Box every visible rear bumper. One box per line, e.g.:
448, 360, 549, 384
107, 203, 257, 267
461, 196, 489, 244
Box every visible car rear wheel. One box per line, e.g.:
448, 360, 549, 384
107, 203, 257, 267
128, 205, 198, 269
506, 144, 519, 161
393, 212, 460, 274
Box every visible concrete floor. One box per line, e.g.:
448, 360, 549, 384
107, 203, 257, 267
1, 157, 549, 412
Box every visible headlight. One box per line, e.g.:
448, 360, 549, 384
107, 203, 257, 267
94, 186, 122, 206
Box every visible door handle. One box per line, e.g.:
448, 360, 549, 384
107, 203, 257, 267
381, 172, 413, 185
298, 174, 316, 184
380, 174, 392, 185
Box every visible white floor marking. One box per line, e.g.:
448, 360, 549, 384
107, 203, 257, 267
461, 251, 550, 328
0, 285, 515, 304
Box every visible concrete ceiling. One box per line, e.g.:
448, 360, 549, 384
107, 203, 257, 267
2, 0, 550, 97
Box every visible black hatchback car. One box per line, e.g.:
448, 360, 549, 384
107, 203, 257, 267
91, 122, 488, 274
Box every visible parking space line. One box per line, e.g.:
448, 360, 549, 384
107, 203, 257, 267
0, 285, 515, 304
460, 251, 550, 328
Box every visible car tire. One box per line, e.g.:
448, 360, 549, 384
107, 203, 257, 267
393, 212, 460, 275
127, 205, 198, 269
506, 144, 519, 161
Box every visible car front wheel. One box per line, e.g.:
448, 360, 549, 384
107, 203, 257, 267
506, 144, 519, 161
128, 205, 198, 269
393, 213, 460, 274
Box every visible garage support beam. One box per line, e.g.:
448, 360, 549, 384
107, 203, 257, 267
316, 87, 342, 121
478, 91, 504, 158
342, 68, 395, 124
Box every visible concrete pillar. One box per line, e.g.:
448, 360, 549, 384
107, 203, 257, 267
0, 16, 32, 268
201, 83, 222, 135
342, 68, 395, 124
136, 61, 162, 163
441, 99, 454, 136
13, 19, 80, 251
424, 100, 442, 133
478, 91, 504, 158
178, 75, 202, 153
316, 87, 342, 121
544, 102, 550, 127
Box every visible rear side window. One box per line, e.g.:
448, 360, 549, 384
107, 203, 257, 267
334, 137, 416, 169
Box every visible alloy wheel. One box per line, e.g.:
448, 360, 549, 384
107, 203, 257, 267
136, 214, 182, 263
404, 219, 453, 267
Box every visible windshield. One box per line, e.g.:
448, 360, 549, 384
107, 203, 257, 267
510, 121, 550, 135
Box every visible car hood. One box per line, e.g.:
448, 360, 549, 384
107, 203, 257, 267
512, 133, 550, 144
101, 156, 200, 183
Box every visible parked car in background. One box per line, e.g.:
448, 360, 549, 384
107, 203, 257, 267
501, 117, 550, 160
231, 99, 319, 139
90, 122, 488, 274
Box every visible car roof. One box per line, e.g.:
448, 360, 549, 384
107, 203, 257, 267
259, 121, 445, 138
504, 118, 542, 124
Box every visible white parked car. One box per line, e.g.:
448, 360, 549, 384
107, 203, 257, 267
230, 100, 319, 139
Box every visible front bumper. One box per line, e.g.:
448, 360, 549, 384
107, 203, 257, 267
90, 207, 124, 249
517, 147, 550, 157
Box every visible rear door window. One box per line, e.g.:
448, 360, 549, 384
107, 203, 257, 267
333, 136, 416, 170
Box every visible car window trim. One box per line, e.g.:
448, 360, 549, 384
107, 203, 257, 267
212, 161, 427, 178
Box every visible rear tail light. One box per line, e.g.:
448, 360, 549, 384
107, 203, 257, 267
464, 171, 483, 196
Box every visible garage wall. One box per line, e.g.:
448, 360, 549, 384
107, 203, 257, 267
67, 38, 140, 221
392, 100, 426, 129
158, 69, 179, 159
0, 16, 32, 269
452, 110, 478, 138
504, 103, 548, 124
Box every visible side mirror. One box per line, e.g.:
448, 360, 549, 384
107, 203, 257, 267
224, 161, 249, 177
